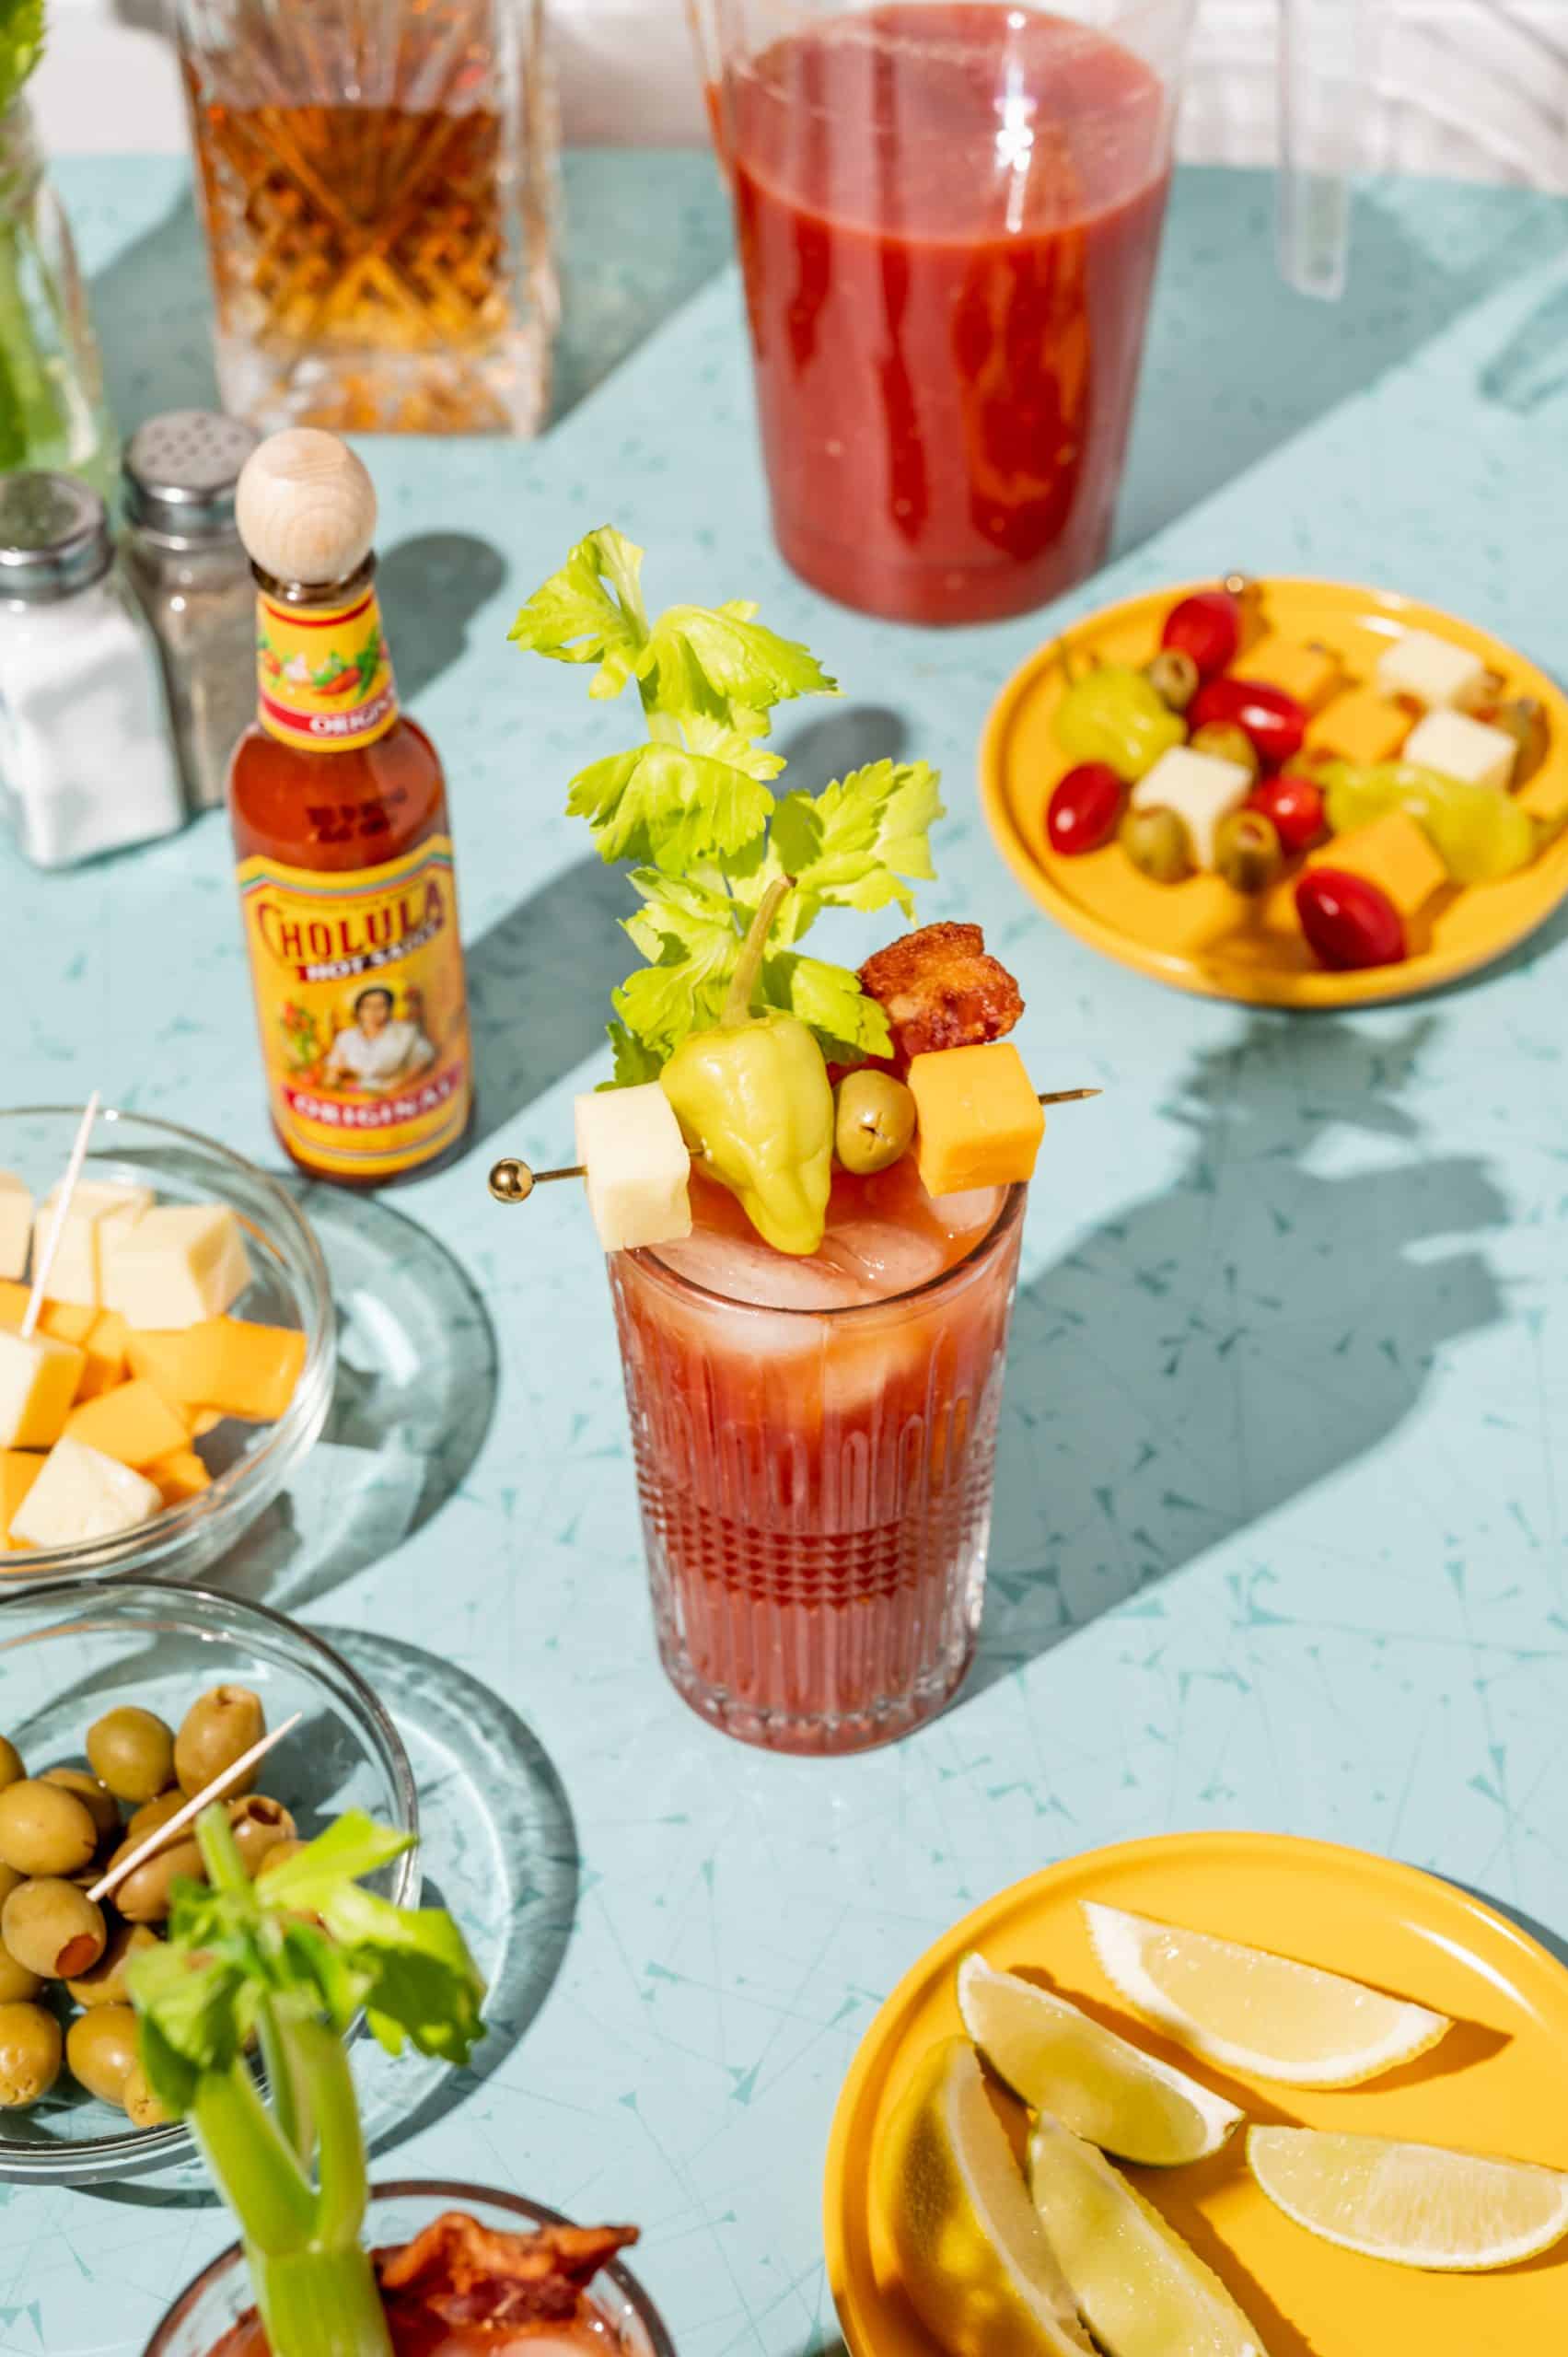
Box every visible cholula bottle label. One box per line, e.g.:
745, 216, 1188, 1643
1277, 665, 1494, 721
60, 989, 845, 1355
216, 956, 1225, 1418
255, 583, 399, 751
236, 839, 472, 1179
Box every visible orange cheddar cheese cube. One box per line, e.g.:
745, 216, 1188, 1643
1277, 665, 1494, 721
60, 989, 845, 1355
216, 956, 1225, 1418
189, 1408, 224, 1438
0, 1451, 41, 1550
907, 1043, 1045, 1198
0, 1176, 29, 1283
146, 1448, 213, 1508
127, 1319, 307, 1424
1310, 810, 1446, 918
1306, 687, 1412, 767
1238, 634, 1341, 710
0, 1329, 85, 1449
65, 1377, 192, 1469
76, 1311, 130, 1402
0, 1283, 97, 1348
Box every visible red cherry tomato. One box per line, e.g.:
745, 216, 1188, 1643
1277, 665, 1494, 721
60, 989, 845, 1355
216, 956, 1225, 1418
1295, 869, 1406, 970
1161, 588, 1240, 680
1190, 676, 1307, 766
1248, 771, 1326, 854
1047, 761, 1124, 855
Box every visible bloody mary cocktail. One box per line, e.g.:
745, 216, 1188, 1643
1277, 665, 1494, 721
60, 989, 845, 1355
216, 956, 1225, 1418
726, 2, 1175, 622
610, 1160, 1025, 1754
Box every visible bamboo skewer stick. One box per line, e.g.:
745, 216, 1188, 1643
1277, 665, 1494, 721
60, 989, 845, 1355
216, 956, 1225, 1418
22, 1093, 100, 1340
87, 1711, 303, 1905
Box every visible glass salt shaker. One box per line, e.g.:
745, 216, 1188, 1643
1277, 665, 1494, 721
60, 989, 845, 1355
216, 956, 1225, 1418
0, 472, 184, 869
122, 410, 261, 812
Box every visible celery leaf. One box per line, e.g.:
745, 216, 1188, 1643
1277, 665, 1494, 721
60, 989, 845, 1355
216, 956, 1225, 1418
507, 526, 648, 700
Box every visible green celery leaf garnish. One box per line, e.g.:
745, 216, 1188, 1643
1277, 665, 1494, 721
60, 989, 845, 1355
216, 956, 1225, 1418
568, 743, 773, 871
761, 951, 894, 1066
507, 526, 649, 700
638, 599, 837, 722
0, 0, 44, 117
771, 760, 945, 929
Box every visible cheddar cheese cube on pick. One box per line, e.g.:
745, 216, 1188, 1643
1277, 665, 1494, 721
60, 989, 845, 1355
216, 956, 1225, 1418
0, 1328, 87, 1449
1375, 628, 1488, 712
0, 1174, 31, 1282
1306, 687, 1412, 768
66, 1377, 192, 1469
908, 1044, 1045, 1198
574, 1084, 692, 1253
127, 1318, 306, 1422
34, 1180, 153, 1308
9, 1436, 161, 1549
102, 1203, 252, 1329
1309, 811, 1446, 918
0, 1452, 41, 1551
1237, 634, 1341, 711
1403, 708, 1517, 794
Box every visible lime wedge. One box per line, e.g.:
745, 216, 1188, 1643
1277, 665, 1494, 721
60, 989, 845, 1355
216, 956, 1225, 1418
876, 2038, 1093, 2357
1084, 1900, 1450, 2087
958, 1950, 1242, 2165
1249, 2125, 1568, 2270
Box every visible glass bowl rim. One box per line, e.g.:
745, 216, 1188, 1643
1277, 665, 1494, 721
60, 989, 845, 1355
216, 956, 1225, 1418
144, 2177, 679, 2356
625, 1179, 1026, 1319
0, 1104, 335, 1585
0, 1574, 419, 2182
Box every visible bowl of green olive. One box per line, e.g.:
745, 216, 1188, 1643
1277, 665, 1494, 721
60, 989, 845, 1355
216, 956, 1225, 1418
0, 1577, 417, 2183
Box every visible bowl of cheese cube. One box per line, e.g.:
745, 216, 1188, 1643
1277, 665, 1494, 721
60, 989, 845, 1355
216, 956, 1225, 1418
0, 1108, 334, 1583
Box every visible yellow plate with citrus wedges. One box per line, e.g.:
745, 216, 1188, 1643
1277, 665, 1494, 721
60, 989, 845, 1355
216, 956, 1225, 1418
980, 578, 1568, 1005
824, 1830, 1568, 2357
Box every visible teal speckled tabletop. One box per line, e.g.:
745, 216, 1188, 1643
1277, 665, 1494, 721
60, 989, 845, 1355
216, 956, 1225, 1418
5, 153, 1568, 2353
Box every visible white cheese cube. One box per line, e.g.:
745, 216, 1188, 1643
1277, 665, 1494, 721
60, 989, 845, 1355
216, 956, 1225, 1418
575, 1084, 692, 1254
34, 1180, 154, 1307
101, 1203, 252, 1329
1131, 745, 1254, 870
1375, 629, 1488, 712
9, 1435, 161, 1548
1403, 708, 1517, 793
0, 1174, 30, 1281
0, 1328, 86, 1448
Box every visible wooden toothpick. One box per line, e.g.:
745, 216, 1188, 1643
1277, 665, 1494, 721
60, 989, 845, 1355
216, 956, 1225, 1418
87, 1711, 303, 1904
22, 1092, 100, 1340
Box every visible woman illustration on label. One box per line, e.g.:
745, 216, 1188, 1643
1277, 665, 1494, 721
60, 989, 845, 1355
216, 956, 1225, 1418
322, 984, 436, 1094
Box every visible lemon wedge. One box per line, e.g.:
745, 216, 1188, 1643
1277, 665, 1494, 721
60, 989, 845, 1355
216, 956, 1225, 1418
1249, 2125, 1568, 2270
877, 2037, 1094, 2357
958, 1950, 1243, 2165
1083, 1900, 1451, 2086
1028, 2112, 1270, 2356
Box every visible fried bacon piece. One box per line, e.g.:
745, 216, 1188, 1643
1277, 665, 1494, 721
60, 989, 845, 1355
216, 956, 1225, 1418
377, 2213, 640, 2331
858, 923, 1025, 1066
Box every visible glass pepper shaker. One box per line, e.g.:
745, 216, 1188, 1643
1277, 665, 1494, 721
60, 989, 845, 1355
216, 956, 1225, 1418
122, 410, 261, 812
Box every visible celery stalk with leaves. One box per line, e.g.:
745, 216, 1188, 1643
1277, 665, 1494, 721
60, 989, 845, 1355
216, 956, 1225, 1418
129, 1806, 485, 2357
509, 528, 944, 1083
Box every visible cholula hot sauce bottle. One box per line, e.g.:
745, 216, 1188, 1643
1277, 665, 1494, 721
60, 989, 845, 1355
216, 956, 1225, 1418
227, 429, 472, 1184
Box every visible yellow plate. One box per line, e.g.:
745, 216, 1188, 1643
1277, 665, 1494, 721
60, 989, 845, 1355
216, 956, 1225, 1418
824, 1830, 1568, 2357
980, 578, 1568, 1005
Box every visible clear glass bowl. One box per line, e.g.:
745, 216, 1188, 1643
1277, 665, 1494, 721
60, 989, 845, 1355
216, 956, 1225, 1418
143, 2181, 678, 2355
0, 1107, 334, 1586
0, 1578, 418, 2184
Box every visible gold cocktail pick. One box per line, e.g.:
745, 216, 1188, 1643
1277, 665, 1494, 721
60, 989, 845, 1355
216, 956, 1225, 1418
488, 1086, 1101, 1203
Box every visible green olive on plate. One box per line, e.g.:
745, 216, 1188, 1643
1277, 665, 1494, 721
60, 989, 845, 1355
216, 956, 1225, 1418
66, 2006, 140, 2107
0, 1779, 99, 1878
0, 2001, 61, 2107
87, 1707, 176, 1805
834, 1070, 917, 1177
67, 1920, 160, 2008
1121, 804, 1194, 884
175, 1687, 265, 1799
2, 1877, 107, 1980
41, 1767, 120, 1847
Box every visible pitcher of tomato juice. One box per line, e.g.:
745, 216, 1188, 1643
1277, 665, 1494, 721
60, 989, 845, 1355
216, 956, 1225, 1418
691, 0, 1368, 625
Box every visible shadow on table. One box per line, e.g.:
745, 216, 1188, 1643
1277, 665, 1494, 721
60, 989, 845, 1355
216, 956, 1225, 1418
378, 533, 508, 702
89, 186, 220, 426
972, 1013, 1505, 1696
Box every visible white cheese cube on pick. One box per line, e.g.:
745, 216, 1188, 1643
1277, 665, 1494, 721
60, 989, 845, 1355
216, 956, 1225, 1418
101, 1202, 252, 1329
0, 1328, 86, 1448
574, 1084, 692, 1253
34, 1180, 154, 1307
1131, 745, 1254, 870
1403, 708, 1517, 793
10, 1435, 161, 1548
0, 1174, 30, 1281
1375, 629, 1488, 712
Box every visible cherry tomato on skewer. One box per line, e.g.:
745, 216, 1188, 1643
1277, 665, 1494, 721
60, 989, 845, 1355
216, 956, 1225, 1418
1189, 675, 1308, 767
1295, 869, 1406, 970
1248, 771, 1327, 853
1047, 761, 1124, 855
1160, 587, 1241, 680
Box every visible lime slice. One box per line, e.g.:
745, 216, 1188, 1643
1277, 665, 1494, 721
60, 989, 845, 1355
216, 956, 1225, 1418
876, 2038, 1094, 2357
1028, 2112, 1270, 2356
1249, 2126, 1568, 2270
1084, 1900, 1451, 2087
958, 1950, 1242, 2165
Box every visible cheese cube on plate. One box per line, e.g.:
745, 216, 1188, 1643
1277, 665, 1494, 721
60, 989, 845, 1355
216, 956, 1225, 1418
1375, 629, 1488, 712
101, 1203, 252, 1329
1306, 686, 1412, 767
66, 1377, 192, 1469
1403, 708, 1517, 793
0, 1175, 31, 1282
1310, 811, 1446, 917
34, 1180, 153, 1307
1238, 634, 1341, 710
147, 1449, 213, 1508
0, 1453, 41, 1551
127, 1319, 306, 1423
908, 1043, 1045, 1197
0, 1328, 87, 1448
575, 1085, 692, 1253
9, 1436, 161, 1549
1131, 746, 1253, 870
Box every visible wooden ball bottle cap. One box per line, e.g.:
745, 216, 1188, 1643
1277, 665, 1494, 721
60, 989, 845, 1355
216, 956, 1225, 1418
235, 427, 377, 587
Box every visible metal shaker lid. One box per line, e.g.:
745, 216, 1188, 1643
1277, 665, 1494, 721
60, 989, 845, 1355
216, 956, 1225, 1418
123, 410, 261, 540
0, 472, 112, 601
